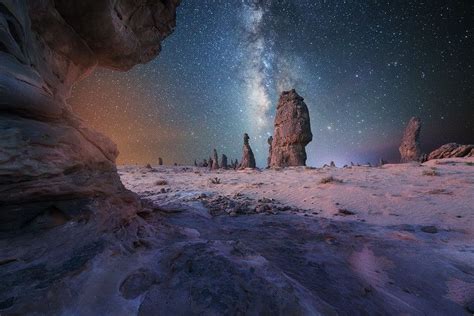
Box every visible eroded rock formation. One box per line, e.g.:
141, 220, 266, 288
0, 0, 179, 313
0, 0, 179, 231
270, 89, 312, 167
428, 143, 474, 160
399, 117, 422, 162
240, 133, 256, 169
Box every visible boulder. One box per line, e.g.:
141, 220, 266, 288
399, 117, 422, 162
270, 89, 312, 167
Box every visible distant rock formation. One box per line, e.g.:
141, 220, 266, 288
267, 136, 273, 168
270, 89, 312, 167
399, 117, 422, 162
212, 149, 220, 169
233, 159, 239, 169
240, 133, 256, 169
159, 157, 164, 165
428, 143, 474, 160
221, 154, 228, 169
330, 161, 336, 167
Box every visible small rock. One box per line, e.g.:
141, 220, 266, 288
421, 225, 438, 234
337, 209, 355, 216
120, 269, 159, 299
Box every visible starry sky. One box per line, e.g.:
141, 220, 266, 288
70, 0, 473, 167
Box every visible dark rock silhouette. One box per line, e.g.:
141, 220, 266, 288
212, 149, 219, 169
330, 161, 336, 167
203, 159, 209, 168
221, 154, 228, 169
240, 133, 256, 169
159, 157, 164, 166
267, 136, 273, 168
399, 117, 422, 162
270, 89, 312, 167
428, 143, 474, 160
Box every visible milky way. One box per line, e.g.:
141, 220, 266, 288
71, 1, 473, 167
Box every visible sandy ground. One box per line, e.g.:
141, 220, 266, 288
115, 157, 474, 314
120, 158, 474, 238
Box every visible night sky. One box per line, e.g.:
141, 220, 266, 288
70, 0, 473, 167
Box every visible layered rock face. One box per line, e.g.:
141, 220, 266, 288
399, 117, 422, 162
0, 0, 179, 230
428, 143, 474, 160
270, 89, 313, 167
240, 133, 256, 169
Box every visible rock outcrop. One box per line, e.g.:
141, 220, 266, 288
240, 133, 256, 169
399, 117, 422, 162
270, 89, 312, 167
428, 143, 474, 160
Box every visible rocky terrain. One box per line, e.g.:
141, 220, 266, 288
115, 157, 474, 315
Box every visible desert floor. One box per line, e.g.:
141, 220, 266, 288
117, 157, 474, 314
